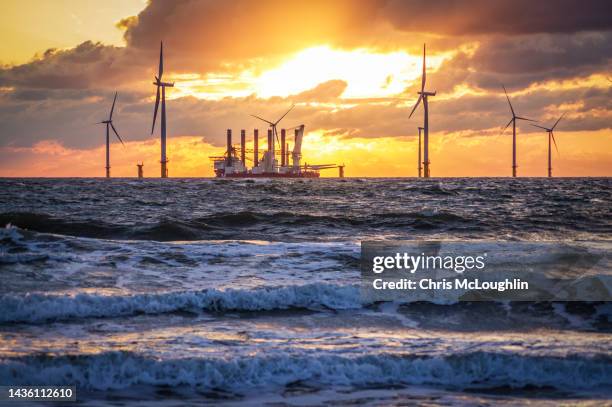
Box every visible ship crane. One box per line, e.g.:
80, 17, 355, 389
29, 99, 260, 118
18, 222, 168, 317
210, 122, 345, 178
286, 124, 305, 170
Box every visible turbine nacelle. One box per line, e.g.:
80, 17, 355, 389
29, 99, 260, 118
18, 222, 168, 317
151, 42, 175, 136
530, 112, 565, 156
500, 85, 536, 134
409, 44, 436, 120
96, 91, 125, 146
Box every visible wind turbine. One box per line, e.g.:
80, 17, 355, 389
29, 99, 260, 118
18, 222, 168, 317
97, 92, 124, 178
501, 85, 536, 177
250, 105, 295, 152
531, 113, 564, 177
409, 44, 436, 178
417, 127, 423, 177
151, 41, 174, 178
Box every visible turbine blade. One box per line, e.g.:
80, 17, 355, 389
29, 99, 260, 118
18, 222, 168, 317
250, 114, 274, 125
151, 85, 160, 135
551, 132, 560, 156
274, 104, 295, 125
158, 41, 164, 79
109, 91, 118, 120
530, 123, 550, 131
421, 43, 426, 91
110, 122, 124, 146
500, 117, 513, 135
502, 85, 515, 116
408, 94, 423, 118
516, 116, 537, 122
552, 112, 566, 130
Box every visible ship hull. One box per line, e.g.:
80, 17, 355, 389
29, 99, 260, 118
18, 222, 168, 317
216, 171, 320, 178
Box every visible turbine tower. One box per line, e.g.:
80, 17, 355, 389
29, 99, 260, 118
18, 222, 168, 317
250, 105, 295, 153
501, 85, 535, 177
409, 44, 436, 178
531, 113, 564, 177
151, 41, 174, 178
97, 92, 124, 178
417, 126, 423, 177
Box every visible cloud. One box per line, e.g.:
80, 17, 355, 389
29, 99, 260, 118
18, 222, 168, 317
3, 1, 611, 94
462, 33, 612, 90
0, 41, 144, 90
294, 80, 348, 102
0, 0, 610, 162
119, 0, 383, 70
381, 0, 612, 35
1, 77, 610, 151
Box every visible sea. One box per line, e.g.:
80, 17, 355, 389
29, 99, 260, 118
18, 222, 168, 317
0, 177, 610, 406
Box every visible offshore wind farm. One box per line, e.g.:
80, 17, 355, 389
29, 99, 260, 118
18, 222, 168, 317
1, 2, 610, 179
92, 41, 587, 179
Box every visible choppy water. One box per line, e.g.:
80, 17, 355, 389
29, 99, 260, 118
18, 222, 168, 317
0, 178, 611, 406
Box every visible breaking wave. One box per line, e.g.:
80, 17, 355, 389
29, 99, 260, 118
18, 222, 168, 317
1, 350, 610, 391
0, 284, 363, 323
3, 284, 610, 332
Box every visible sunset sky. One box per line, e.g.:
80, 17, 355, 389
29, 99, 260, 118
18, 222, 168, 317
0, 0, 610, 177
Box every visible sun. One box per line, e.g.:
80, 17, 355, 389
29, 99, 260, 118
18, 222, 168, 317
171, 45, 450, 101
256, 45, 452, 99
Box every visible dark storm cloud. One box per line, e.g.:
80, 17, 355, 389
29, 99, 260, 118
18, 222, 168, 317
382, 0, 612, 35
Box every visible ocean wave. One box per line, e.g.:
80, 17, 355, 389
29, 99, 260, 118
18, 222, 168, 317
0, 210, 477, 241
2, 178, 611, 243
0, 284, 363, 323
1, 350, 610, 391
0, 212, 126, 240
3, 284, 609, 332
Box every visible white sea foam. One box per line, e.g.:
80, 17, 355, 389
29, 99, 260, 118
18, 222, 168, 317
1, 350, 610, 391
0, 283, 363, 323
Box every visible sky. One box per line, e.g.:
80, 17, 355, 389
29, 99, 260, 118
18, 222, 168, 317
0, 0, 610, 177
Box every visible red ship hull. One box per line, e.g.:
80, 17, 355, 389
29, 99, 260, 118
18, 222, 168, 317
216, 171, 320, 178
